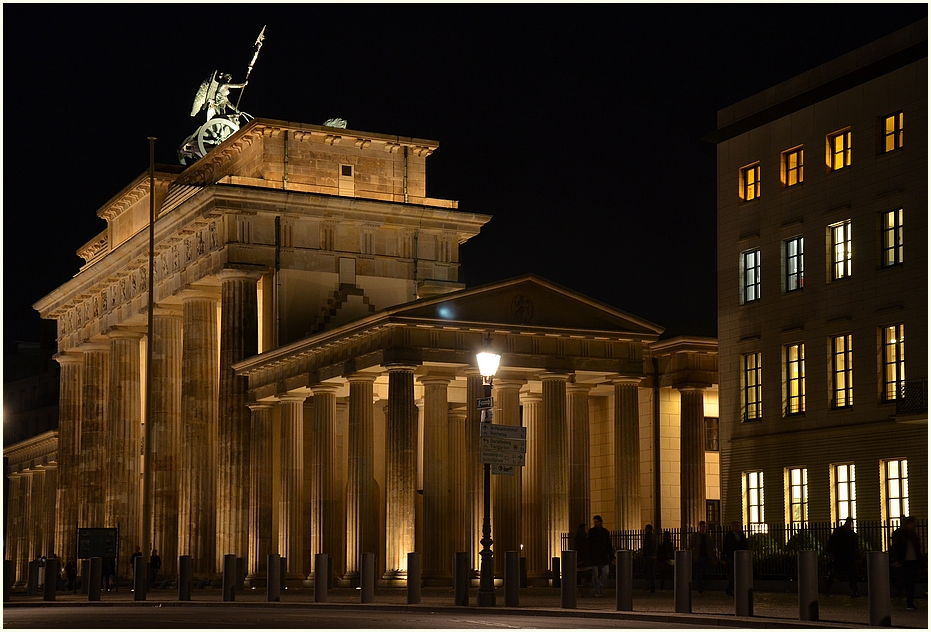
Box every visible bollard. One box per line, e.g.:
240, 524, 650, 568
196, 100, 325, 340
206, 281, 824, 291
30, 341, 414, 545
798, 550, 819, 621
560, 550, 577, 609
27, 559, 40, 596
267, 554, 281, 602
134, 556, 147, 600
88, 557, 102, 602
407, 552, 421, 604
616, 549, 632, 611
868, 551, 891, 627
43, 559, 59, 601
454, 552, 469, 606
519, 556, 527, 588
361, 553, 375, 604
280, 557, 287, 594
314, 554, 328, 602
4, 559, 12, 602
178, 555, 192, 601
222, 554, 236, 601
236, 557, 245, 592
734, 549, 753, 617
674, 550, 691, 613
551, 556, 561, 588
505, 551, 519, 607
81, 559, 90, 594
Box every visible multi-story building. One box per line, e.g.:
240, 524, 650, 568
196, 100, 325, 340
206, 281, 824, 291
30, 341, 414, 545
715, 20, 927, 529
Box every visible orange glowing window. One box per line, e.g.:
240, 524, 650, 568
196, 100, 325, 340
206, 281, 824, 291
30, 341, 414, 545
827, 129, 851, 171
883, 112, 904, 153
740, 162, 761, 201
781, 146, 803, 187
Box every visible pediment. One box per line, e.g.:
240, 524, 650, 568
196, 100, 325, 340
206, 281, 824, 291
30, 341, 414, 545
392, 275, 663, 338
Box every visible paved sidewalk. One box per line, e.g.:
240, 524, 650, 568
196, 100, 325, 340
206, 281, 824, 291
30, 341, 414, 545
6, 586, 927, 629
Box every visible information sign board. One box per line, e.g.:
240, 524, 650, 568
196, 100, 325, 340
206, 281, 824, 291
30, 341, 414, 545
479, 423, 526, 440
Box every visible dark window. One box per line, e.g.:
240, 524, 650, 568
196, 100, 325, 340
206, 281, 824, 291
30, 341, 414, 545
705, 417, 719, 451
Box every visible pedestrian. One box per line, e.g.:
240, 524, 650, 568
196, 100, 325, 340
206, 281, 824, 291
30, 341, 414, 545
891, 516, 921, 610
826, 517, 859, 597
722, 520, 748, 596
38, 555, 47, 589
657, 531, 675, 591
689, 521, 715, 596
64, 559, 76, 591
149, 549, 162, 588
102, 557, 115, 592
588, 515, 615, 597
573, 523, 591, 596
641, 524, 658, 592
130, 546, 142, 591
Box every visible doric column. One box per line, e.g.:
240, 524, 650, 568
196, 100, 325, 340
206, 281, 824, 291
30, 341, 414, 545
54, 351, 83, 567
568, 382, 593, 532
43, 465, 58, 559
345, 374, 377, 584
80, 341, 109, 529
679, 388, 707, 532
31, 469, 47, 558
465, 372, 484, 571
419, 375, 451, 583
310, 384, 341, 579
447, 407, 469, 562
541, 373, 570, 573
149, 308, 182, 579
384, 364, 417, 582
247, 402, 275, 580
106, 329, 143, 560
492, 378, 524, 576
216, 269, 261, 568
178, 291, 219, 577
613, 377, 641, 532
520, 391, 545, 580
17, 473, 33, 585
278, 393, 308, 581
6, 472, 26, 586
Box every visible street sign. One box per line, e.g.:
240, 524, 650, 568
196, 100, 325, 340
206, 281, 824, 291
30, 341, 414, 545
77, 528, 119, 559
491, 464, 516, 476
480, 450, 526, 466
480, 408, 494, 422
476, 396, 494, 410
480, 422, 526, 440
481, 436, 527, 453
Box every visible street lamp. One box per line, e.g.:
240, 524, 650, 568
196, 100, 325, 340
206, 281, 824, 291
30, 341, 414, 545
476, 336, 500, 607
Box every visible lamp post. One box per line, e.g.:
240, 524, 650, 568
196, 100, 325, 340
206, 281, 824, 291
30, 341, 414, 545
476, 339, 500, 607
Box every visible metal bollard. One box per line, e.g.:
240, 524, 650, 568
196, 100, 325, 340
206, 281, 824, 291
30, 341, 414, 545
560, 550, 577, 609
407, 552, 421, 604
236, 557, 245, 592
43, 559, 59, 601
267, 554, 281, 602
798, 550, 819, 621
81, 559, 90, 594
868, 551, 891, 627
361, 553, 375, 604
454, 552, 469, 606
734, 549, 753, 616
222, 554, 236, 601
505, 551, 519, 607
4, 559, 12, 602
314, 554, 328, 603
280, 557, 287, 594
134, 556, 147, 600
88, 557, 102, 602
178, 555, 192, 601
616, 550, 632, 611
674, 550, 691, 613
27, 559, 40, 596
552, 556, 561, 588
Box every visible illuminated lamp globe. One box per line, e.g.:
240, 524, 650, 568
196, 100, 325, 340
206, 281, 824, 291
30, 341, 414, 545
476, 351, 500, 379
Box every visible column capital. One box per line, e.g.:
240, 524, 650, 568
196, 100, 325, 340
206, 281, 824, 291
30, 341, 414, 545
247, 401, 277, 412
418, 375, 452, 387
151, 305, 183, 318
54, 351, 84, 365
216, 267, 265, 283
677, 385, 710, 394
492, 377, 526, 391
178, 286, 221, 301
611, 375, 642, 387
106, 327, 145, 341
346, 373, 378, 384
385, 363, 417, 373
278, 391, 310, 403
567, 382, 594, 394
519, 390, 543, 404
538, 372, 571, 382
78, 339, 110, 353
448, 407, 468, 421
311, 383, 341, 396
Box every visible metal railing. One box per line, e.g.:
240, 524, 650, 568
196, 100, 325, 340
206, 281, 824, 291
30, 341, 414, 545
898, 378, 928, 415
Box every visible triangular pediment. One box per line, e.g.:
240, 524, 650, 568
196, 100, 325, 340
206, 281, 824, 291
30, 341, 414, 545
391, 275, 663, 338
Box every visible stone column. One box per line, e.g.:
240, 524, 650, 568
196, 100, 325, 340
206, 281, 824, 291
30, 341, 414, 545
247, 402, 275, 580
43, 465, 58, 559
465, 372, 484, 572
384, 365, 417, 582
541, 373, 570, 573
178, 292, 219, 578
520, 391, 545, 581
614, 377, 641, 532
217, 269, 260, 569
492, 378, 524, 576
447, 407, 469, 562
568, 382, 592, 532
345, 374, 377, 584
107, 329, 143, 560
18, 473, 34, 585
80, 341, 109, 529
31, 469, 46, 558
6, 472, 26, 586
150, 308, 182, 579
310, 384, 341, 579
679, 388, 707, 532
419, 375, 451, 584
278, 393, 308, 581
54, 352, 83, 566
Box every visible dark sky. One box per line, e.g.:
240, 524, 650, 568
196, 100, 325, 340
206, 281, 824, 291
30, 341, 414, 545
4, 4, 927, 345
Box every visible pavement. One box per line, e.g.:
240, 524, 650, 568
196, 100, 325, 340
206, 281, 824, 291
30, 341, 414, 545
5, 585, 928, 629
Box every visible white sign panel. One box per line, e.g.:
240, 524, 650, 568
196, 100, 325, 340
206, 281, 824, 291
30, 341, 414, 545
479, 423, 526, 440
480, 436, 527, 453
480, 450, 526, 466
476, 397, 494, 410
491, 464, 516, 476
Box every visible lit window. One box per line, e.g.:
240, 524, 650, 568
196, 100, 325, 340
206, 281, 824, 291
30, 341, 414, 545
833, 463, 857, 525
787, 468, 808, 527
785, 343, 805, 415
883, 112, 904, 153
782, 146, 804, 187
829, 220, 852, 280
742, 352, 762, 422
881, 209, 904, 267
827, 128, 851, 171
740, 162, 761, 201
744, 471, 765, 533
705, 417, 719, 451
882, 324, 905, 402
741, 249, 761, 303
883, 459, 909, 525
831, 334, 853, 408
784, 236, 804, 292
706, 500, 721, 525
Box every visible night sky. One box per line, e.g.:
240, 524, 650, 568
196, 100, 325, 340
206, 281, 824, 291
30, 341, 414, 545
3, 4, 926, 346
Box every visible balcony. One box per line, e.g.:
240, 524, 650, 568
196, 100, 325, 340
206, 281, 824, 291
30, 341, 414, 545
897, 378, 927, 420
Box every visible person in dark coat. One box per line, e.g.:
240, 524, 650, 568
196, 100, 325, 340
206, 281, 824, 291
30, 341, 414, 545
657, 531, 675, 591
573, 523, 591, 594
722, 521, 749, 596
641, 524, 658, 592
102, 557, 115, 592
891, 516, 922, 610
588, 515, 615, 597
64, 559, 77, 591
689, 521, 715, 596
149, 549, 162, 588
827, 518, 859, 597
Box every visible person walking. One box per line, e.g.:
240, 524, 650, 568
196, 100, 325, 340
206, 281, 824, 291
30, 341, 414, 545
64, 559, 77, 591
723, 521, 748, 596
641, 524, 658, 592
657, 531, 675, 592
891, 516, 921, 610
689, 521, 715, 597
573, 523, 591, 596
102, 557, 115, 592
827, 518, 859, 597
588, 515, 615, 597
149, 549, 162, 589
